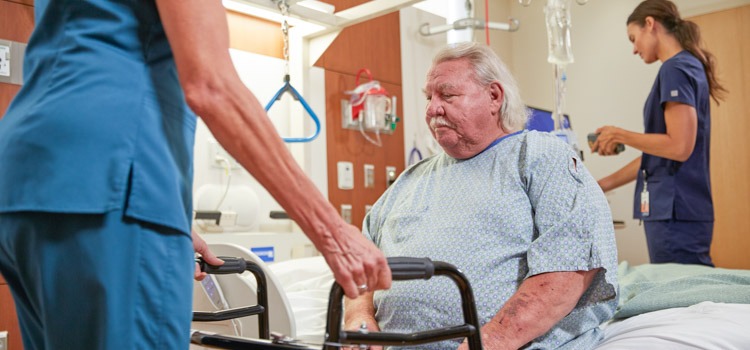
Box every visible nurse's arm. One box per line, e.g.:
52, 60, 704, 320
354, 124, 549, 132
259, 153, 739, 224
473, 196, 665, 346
458, 269, 599, 350
598, 156, 640, 192
599, 102, 698, 162
153, 0, 391, 298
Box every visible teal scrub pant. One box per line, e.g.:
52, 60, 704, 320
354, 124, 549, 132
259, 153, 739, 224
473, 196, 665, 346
0, 209, 194, 350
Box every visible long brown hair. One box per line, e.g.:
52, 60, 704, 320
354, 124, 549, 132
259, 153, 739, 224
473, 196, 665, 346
628, 0, 728, 104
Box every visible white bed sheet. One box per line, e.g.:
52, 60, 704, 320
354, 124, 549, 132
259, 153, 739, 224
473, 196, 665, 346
596, 301, 750, 349
268, 256, 334, 344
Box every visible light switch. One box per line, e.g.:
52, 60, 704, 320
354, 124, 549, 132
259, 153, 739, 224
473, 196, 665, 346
364, 164, 375, 188
0, 45, 10, 77
337, 161, 354, 190
340, 204, 352, 224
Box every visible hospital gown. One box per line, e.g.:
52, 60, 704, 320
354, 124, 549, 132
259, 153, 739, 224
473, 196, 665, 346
364, 130, 618, 349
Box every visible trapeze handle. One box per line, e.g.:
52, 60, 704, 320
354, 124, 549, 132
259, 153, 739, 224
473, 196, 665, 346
264, 80, 321, 143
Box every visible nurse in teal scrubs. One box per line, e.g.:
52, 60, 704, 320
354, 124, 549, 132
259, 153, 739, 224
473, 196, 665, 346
591, 0, 727, 267
0, 1, 391, 348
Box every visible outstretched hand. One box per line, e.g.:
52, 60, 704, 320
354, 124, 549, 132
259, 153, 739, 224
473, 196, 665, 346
191, 230, 224, 281
321, 224, 392, 299
592, 126, 624, 156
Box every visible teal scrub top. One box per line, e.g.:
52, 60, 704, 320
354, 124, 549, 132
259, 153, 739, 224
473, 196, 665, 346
0, 0, 196, 235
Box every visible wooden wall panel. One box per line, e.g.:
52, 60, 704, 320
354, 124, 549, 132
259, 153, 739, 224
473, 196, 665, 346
314, 0, 405, 229
0, 84, 22, 117
0, 0, 34, 118
692, 6, 750, 269
1, 275, 23, 350
0, 1, 34, 42
315, 1, 402, 85
227, 11, 283, 59
325, 70, 404, 229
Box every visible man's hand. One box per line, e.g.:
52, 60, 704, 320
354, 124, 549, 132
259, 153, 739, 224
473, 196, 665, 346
192, 230, 224, 281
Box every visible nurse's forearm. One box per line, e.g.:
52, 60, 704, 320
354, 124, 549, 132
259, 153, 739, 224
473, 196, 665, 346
613, 103, 698, 162
618, 130, 692, 161
598, 157, 640, 192
155, 0, 343, 252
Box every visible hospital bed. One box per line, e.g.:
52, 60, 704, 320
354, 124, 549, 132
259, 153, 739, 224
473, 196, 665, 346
193, 244, 750, 349
191, 245, 484, 349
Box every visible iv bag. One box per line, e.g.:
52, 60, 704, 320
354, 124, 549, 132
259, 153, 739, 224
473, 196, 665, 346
544, 0, 574, 65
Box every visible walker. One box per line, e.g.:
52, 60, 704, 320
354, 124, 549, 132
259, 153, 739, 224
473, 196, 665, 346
190, 256, 484, 349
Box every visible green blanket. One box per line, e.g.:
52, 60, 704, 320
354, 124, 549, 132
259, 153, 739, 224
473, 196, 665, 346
614, 262, 750, 319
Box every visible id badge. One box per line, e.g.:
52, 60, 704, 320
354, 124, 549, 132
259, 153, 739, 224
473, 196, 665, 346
640, 190, 650, 217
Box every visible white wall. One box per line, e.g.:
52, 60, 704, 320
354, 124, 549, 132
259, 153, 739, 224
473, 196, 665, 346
509, 0, 654, 265
192, 49, 328, 233
507, 0, 749, 264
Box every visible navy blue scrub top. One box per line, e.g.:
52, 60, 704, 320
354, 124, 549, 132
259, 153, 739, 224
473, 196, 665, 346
0, 0, 196, 235
633, 50, 713, 222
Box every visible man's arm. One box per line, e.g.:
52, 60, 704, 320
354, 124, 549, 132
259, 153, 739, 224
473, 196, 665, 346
459, 269, 600, 350
344, 293, 382, 350
153, 0, 390, 298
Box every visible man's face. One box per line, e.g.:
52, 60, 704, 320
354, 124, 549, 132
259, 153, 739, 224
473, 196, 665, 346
423, 58, 505, 159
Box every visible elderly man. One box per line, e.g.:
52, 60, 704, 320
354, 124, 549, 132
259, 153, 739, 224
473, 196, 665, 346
344, 42, 618, 350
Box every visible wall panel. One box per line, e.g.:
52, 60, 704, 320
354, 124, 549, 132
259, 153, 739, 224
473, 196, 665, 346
325, 70, 404, 228
0, 0, 33, 117
692, 5, 750, 269
227, 11, 283, 59
315, 0, 405, 229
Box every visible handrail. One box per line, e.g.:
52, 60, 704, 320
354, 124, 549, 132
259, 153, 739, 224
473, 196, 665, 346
265, 74, 322, 143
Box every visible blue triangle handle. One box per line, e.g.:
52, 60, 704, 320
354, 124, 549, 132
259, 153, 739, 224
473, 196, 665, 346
264, 76, 321, 143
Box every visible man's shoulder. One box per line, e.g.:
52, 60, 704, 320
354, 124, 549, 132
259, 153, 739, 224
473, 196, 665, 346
518, 130, 575, 159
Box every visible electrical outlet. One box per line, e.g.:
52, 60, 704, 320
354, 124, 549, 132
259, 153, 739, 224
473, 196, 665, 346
340, 204, 352, 224
0, 330, 7, 350
0, 45, 10, 77
208, 139, 239, 169
364, 164, 375, 188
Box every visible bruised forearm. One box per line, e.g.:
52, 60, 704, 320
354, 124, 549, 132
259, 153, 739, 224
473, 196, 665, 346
479, 270, 599, 349
344, 292, 377, 329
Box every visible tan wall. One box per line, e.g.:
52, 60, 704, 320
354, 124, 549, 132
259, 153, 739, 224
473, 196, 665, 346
692, 5, 750, 269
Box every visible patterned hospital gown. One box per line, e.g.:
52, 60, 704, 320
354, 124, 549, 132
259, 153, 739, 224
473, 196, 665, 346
363, 130, 619, 349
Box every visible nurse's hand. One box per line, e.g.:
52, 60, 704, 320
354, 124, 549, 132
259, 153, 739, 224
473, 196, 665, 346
594, 126, 624, 156
320, 224, 392, 299
192, 230, 224, 281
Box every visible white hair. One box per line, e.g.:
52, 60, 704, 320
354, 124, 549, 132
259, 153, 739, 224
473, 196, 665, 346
431, 42, 530, 132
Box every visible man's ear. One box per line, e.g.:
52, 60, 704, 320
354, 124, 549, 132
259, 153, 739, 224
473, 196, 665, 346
489, 81, 504, 111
